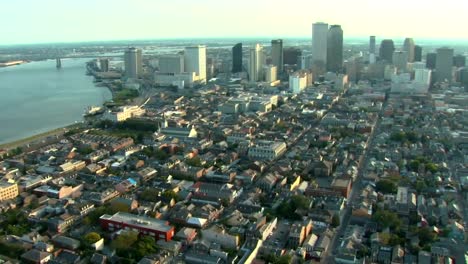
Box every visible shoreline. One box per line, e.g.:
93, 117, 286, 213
0, 123, 81, 151
0, 59, 120, 152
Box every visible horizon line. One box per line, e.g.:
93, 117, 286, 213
2, 36, 468, 47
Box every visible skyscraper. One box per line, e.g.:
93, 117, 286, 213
184, 45, 207, 84
249, 44, 263, 82
232, 43, 243, 73
124, 47, 142, 79
403, 38, 415, 63
99, 58, 109, 72
426, 53, 437, 69
312, 22, 329, 66
271, 39, 284, 73
159, 55, 184, 73
453, 55, 466, 68
369, 36, 376, 54
327, 25, 343, 72
435, 47, 454, 83
283, 48, 302, 66
392, 51, 408, 73
414, 45, 422, 62
379, 40, 395, 63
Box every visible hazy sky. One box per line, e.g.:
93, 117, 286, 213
2, 0, 468, 45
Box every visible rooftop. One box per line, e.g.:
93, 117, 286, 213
100, 212, 173, 232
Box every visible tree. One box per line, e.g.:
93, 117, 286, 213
373, 210, 401, 231
418, 227, 437, 247
331, 213, 340, 228
84, 232, 101, 245
376, 179, 397, 194
112, 231, 139, 252
162, 190, 179, 201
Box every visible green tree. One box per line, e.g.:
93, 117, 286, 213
162, 190, 179, 201
373, 210, 401, 231
376, 179, 397, 194
112, 231, 139, 252
331, 213, 340, 228
418, 227, 437, 247
84, 232, 101, 244
186, 157, 202, 167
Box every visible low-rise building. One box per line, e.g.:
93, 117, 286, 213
99, 212, 175, 241
0, 182, 19, 201
248, 141, 287, 161
103, 105, 146, 122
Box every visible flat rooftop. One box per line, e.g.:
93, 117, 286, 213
100, 212, 172, 232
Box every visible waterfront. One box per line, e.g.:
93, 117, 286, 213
0, 58, 111, 145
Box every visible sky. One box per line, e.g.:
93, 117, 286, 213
1, 0, 468, 45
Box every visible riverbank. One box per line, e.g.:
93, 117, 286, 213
0, 60, 28, 67
0, 123, 82, 151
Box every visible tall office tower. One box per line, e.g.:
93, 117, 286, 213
379, 39, 395, 63
369, 36, 376, 54
99, 58, 109, 72
426, 53, 437, 69
271, 39, 284, 73
184, 45, 207, 84
459, 68, 468, 87
392, 51, 408, 73
312, 22, 329, 66
283, 48, 302, 66
414, 45, 422, 62
124, 47, 143, 79
249, 44, 263, 82
159, 55, 184, 73
232, 43, 243, 73
435, 47, 454, 83
264, 65, 277, 83
327, 25, 343, 72
403, 38, 415, 62
299, 54, 313, 70
453, 55, 466, 67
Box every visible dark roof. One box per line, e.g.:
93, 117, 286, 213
21, 249, 51, 262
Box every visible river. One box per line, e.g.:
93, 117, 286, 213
0, 58, 111, 145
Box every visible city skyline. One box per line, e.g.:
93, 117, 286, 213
2, 0, 468, 45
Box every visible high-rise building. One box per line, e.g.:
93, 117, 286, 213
124, 47, 143, 79
159, 55, 184, 74
99, 58, 110, 72
271, 39, 284, 73
249, 44, 263, 82
312, 22, 329, 66
426, 53, 437, 69
458, 67, 468, 87
435, 47, 454, 83
414, 45, 422, 62
369, 36, 376, 54
379, 39, 395, 63
184, 45, 207, 84
283, 48, 302, 66
453, 55, 466, 68
327, 25, 343, 72
392, 51, 408, 73
403, 38, 415, 63
299, 54, 313, 70
232, 43, 243, 73
264, 65, 277, 83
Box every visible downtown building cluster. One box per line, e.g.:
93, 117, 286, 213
0, 19, 467, 264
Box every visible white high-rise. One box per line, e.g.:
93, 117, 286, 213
264, 65, 277, 83
159, 54, 184, 74
312, 22, 329, 66
249, 44, 263, 82
184, 45, 207, 84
